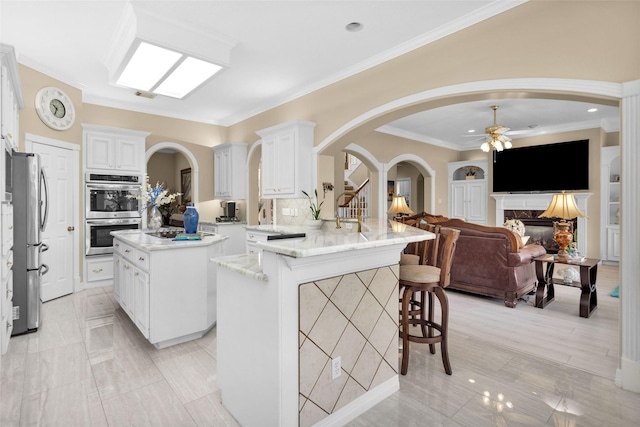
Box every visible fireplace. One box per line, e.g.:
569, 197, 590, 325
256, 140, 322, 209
504, 209, 577, 254
492, 193, 591, 256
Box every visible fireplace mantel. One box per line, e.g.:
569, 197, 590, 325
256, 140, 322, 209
492, 193, 592, 255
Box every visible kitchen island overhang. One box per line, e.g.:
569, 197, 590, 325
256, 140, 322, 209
213, 220, 434, 427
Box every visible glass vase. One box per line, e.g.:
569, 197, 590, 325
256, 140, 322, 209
183, 203, 199, 234
148, 205, 163, 230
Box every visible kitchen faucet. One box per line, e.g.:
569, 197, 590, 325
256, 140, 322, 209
335, 191, 362, 232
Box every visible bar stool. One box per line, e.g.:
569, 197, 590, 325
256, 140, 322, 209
399, 226, 460, 375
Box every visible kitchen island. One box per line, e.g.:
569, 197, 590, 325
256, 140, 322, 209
212, 219, 433, 427
111, 230, 227, 349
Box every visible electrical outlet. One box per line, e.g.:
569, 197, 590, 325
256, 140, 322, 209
282, 208, 291, 216
294, 208, 298, 216
331, 356, 341, 379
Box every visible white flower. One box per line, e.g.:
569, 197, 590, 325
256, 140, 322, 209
504, 219, 525, 237
129, 175, 181, 212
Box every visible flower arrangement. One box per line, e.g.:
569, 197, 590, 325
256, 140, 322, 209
302, 189, 323, 220
503, 219, 525, 237
131, 176, 181, 213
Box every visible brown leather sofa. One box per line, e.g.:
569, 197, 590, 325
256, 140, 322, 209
401, 214, 546, 307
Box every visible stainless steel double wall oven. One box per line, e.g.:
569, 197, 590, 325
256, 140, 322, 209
85, 172, 142, 256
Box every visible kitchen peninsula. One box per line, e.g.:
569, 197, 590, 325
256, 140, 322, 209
111, 230, 227, 349
213, 219, 433, 427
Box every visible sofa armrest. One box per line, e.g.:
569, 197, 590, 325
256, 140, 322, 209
507, 244, 546, 267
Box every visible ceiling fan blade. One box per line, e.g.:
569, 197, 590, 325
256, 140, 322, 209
504, 129, 530, 136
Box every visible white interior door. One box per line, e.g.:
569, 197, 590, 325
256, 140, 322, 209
27, 137, 78, 302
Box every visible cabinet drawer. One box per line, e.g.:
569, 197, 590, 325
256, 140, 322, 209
2, 312, 13, 353
1, 202, 13, 257
134, 249, 150, 271
115, 241, 135, 261
87, 257, 114, 282
2, 268, 13, 317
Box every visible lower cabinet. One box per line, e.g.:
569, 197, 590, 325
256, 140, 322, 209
112, 236, 222, 348
607, 226, 620, 262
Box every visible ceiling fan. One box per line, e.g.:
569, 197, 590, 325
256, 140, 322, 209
480, 105, 513, 152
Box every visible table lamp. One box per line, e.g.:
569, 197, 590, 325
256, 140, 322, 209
538, 191, 585, 262
388, 195, 414, 220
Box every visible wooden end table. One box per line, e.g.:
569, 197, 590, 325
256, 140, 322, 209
534, 254, 599, 318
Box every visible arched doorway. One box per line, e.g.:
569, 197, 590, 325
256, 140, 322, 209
312, 78, 640, 392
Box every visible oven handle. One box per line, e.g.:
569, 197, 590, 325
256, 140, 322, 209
86, 183, 142, 191
86, 218, 142, 225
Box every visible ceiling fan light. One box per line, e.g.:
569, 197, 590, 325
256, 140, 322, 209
495, 140, 503, 151
481, 142, 490, 152
504, 140, 512, 149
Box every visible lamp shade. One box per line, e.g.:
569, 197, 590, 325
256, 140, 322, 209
538, 192, 586, 220
388, 195, 414, 215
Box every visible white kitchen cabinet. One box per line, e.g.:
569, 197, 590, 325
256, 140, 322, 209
601, 146, 620, 262
246, 228, 281, 255
1, 44, 24, 150
113, 233, 224, 348
213, 142, 247, 200
201, 222, 246, 255
83, 124, 150, 173
256, 120, 315, 198
448, 160, 487, 225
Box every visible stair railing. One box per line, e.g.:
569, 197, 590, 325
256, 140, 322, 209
337, 179, 370, 219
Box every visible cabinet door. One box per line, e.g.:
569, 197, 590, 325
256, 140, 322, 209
607, 228, 620, 261
133, 268, 150, 338
86, 133, 115, 169
120, 258, 135, 317
450, 182, 467, 219
113, 256, 121, 304
214, 147, 231, 198
261, 130, 296, 197
466, 181, 487, 223
115, 137, 143, 171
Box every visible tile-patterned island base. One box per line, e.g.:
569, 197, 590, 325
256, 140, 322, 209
299, 267, 399, 426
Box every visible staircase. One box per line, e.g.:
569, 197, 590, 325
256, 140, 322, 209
337, 179, 370, 219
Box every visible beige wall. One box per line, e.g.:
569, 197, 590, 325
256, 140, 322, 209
14, 0, 639, 280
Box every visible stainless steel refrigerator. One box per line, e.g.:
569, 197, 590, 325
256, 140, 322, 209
12, 152, 49, 335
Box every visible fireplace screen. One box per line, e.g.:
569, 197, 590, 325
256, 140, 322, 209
504, 210, 577, 254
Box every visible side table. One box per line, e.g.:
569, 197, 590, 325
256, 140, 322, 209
534, 254, 599, 318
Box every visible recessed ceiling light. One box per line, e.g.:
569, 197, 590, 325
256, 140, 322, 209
587, 108, 598, 113
467, 129, 475, 133
346, 22, 363, 32
528, 124, 538, 129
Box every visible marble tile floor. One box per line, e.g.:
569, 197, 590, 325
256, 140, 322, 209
1, 264, 638, 426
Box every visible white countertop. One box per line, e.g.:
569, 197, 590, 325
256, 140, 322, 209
112, 229, 228, 251
246, 219, 432, 258
213, 219, 432, 282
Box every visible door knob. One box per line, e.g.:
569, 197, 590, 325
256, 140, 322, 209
67, 226, 75, 231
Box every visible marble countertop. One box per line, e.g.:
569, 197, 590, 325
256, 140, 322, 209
214, 219, 432, 282
112, 229, 228, 251
211, 254, 268, 282
246, 219, 433, 258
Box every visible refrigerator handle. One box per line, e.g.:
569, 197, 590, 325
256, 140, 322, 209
41, 167, 50, 232
39, 264, 49, 276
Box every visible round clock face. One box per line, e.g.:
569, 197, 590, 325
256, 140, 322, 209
35, 87, 75, 130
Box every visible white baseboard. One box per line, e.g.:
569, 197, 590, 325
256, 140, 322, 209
619, 356, 640, 393
312, 376, 399, 427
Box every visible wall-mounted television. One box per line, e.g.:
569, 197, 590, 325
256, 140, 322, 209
492, 139, 589, 193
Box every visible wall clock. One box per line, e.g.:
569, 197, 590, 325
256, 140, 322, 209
35, 87, 75, 130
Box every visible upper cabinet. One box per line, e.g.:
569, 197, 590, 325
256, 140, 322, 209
83, 124, 150, 173
213, 142, 247, 200
1, 44, 24, 150
448, 160, 488, 225
256, 120, 315, 198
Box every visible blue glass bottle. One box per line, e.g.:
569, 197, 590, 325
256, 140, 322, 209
183, 203, 199, 234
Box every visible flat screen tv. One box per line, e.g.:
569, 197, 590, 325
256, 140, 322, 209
492, 139, 589, 193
